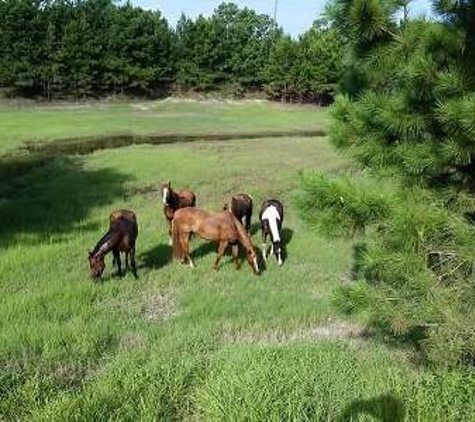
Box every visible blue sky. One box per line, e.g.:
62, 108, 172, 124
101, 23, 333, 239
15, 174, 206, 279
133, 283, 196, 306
133, 0, 432, 37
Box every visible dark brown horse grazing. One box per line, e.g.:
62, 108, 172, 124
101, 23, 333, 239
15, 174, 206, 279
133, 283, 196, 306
223, 193, 253, 233
109, 209, 137, 268
88, 210, 139, 280
161, 181, 196, 245
172, 207, 260, 275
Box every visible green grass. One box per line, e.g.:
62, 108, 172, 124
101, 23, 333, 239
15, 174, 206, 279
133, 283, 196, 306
1, 103, 475, 421
0, 99, 330, 155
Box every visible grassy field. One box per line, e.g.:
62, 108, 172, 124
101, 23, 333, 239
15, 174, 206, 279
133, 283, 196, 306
0, 99, 329, 155
1, 101, 475, 421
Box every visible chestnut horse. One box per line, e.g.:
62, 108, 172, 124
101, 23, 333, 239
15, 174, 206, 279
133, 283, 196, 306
88, 210, 138, 280
161, 181, 196, 244
223, 193, 253, 233
172, 208, 260, 275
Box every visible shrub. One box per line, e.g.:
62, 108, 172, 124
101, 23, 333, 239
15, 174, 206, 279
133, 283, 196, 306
297, 170, 475, 366
296, 172, 391, 236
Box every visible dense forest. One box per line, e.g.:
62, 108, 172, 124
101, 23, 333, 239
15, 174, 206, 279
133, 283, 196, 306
298, 0, 475, 368
0, 0, 343, 102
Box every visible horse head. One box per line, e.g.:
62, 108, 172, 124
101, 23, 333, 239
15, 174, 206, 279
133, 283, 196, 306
161, 180, 171, 205
88, 251, 105, 280
245, 246, 260, 275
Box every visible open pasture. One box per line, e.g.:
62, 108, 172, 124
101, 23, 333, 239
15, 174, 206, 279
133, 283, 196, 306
1, 101, 475, 421
0, 100, 328, 155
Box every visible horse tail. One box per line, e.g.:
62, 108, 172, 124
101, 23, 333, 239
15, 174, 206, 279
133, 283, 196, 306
172, 220, 182, 261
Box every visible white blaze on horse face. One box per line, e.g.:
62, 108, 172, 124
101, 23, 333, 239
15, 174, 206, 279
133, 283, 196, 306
278, 253, 283, 266
262, 205, 281, 243
162, 188, 169, 205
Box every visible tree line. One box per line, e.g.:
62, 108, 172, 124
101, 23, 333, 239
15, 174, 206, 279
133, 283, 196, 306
0, 0, 344, 102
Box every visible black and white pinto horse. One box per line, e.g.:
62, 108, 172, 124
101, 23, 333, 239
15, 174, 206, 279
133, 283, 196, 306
259, 199, 284, 266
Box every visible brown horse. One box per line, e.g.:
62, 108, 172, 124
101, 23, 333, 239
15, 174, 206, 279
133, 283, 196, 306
172, 207, 260, 275
88, 210, 139, 280
223, 193, 253, 233
109, 209, 137, 268
161, 181, 196, 245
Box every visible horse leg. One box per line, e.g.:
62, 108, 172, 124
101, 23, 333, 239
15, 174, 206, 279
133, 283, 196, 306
246, 213, 251, 233
131, 247, 138, 279
262, 232, 268, 261
232, 244, 241, 270
213, 240, 228, 271
182, 233, 194, 268
168, 218, 173, 246
187, 233, 195, 268
125, 253, 130, 272
113, 249, 122, 277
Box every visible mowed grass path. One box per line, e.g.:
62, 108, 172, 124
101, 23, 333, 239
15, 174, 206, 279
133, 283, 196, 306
0, 100, 329, 155
1, 105, 475, 420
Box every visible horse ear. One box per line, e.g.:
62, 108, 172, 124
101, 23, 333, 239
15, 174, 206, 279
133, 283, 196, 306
167, 180, 171, 188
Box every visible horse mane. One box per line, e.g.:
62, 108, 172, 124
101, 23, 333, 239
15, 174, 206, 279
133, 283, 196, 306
91, 229, 112, 256
229, 212, 254, 252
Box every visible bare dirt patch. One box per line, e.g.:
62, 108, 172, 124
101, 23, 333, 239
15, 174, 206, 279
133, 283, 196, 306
143, 289, 178, 323
120, 332, 146, 350
223, 319, 366, 345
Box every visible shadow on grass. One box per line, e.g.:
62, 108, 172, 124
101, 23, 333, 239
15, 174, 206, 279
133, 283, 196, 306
281, 227, 294, 262
139, 244, 171, 270
0, 156, 132, 247
338, 394, 405, 422
191, 240, 218, 260
250, 221, 261, 236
